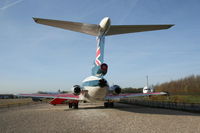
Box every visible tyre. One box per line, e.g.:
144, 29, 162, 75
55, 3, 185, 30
69, 103, 72, 108
73, 103, 79, 109
104, 102, 108, 108
110, 102, 114, 108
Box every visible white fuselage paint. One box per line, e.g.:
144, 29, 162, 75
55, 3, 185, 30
143, 86, 154, 93
81, 76, 109, 102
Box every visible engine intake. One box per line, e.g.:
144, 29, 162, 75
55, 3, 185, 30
72, 85, 81, 95
110, 85, 121, 95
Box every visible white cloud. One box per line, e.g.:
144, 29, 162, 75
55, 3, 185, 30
0, 0, 24, 10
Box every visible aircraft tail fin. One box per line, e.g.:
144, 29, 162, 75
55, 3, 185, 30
33, 18, 100, 36
105, 25, 174, 36
92, 36, 106, 77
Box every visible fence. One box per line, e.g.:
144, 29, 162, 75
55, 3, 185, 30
120, 99, 200, 112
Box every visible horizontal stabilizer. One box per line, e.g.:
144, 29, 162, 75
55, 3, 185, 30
33, 17, 174, 36
106, 25, 174, 36
33, 18, 100, 36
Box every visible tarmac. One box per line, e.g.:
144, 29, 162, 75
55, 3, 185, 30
0, 102, 200, 133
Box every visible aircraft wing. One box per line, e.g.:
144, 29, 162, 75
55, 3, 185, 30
18, 93, 79, 105
105, 92, 167, 100
106, 25, 174, 36
18, 93, 59, 98
18, 93, 78, 99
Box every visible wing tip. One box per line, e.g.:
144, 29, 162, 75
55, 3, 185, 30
168, 24, 175, 29
32, 17, 39, 23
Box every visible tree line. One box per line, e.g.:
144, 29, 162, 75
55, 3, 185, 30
155, 75, 200, 95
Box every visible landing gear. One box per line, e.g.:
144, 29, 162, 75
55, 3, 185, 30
110, 102, 114, 108
68, 103, 73, 108
104, 102, 108, 108
73, 103, 79, 109
104, 102, 114, 108
68, 101, 79, 109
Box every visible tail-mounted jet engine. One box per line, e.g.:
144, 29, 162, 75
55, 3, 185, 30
98, 78, 108, 87
72, 85, 81, 95
110, 85, 121, 95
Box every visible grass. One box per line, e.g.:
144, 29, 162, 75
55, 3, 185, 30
0, 98, 35, 107
142, 95, 200, 104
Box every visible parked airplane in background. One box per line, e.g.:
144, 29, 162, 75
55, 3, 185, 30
143, 76, 154, 93
19, 17, 173, 109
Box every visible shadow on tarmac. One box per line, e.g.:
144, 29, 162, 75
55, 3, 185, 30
64, 103, 200, 116
114, 103, 200, 116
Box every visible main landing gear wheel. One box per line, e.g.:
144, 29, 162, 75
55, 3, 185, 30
69, 103, 73, 108
73, 103, 79, 109
104, 102, 114, 108
68, 102, 79, 109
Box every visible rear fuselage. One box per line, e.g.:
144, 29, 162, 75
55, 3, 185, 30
81, 76, 109, 102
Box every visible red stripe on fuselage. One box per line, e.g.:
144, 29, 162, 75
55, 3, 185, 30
96, 48, 100, 57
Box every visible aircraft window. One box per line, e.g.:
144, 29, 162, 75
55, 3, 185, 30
82, 80, 99, 87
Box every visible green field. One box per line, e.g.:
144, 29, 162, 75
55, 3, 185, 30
0, 98, 35, 107
143, 95, 200, 104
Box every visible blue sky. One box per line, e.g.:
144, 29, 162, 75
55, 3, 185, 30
0, 0, 200, 94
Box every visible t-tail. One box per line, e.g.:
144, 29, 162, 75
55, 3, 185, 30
32, 17, 174, 77
91, 36, 108, 77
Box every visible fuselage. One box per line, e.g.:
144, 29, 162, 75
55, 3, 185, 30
81, 76, 109, 102
82, 76, 109, 101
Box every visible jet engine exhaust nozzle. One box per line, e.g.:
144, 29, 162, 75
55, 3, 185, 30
98, 78, 108, 88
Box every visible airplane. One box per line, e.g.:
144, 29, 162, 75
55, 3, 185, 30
19, 17, 173, 109
143, 76, 154, 93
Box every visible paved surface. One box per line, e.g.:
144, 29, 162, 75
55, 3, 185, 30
0, 102, 200, 133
